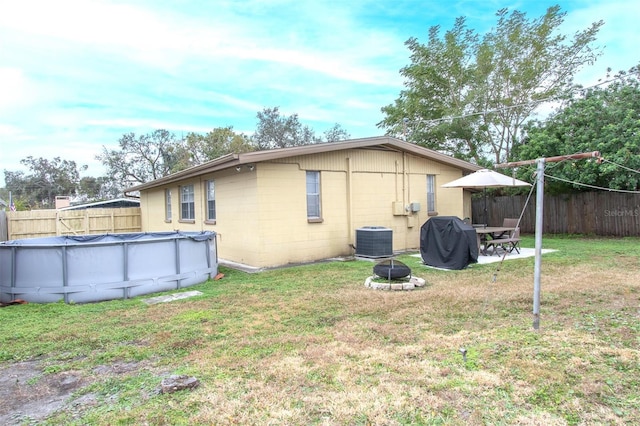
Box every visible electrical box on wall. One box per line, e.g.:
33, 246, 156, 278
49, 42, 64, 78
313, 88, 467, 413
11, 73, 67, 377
392, 202, 405, 216
410, 202, 421, 212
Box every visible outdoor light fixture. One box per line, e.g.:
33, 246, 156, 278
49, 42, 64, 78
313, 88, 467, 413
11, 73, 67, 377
248, 164, 254, 171
235, 166, 242, 172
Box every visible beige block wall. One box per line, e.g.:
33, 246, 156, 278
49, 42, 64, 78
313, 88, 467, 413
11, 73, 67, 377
212, 168, 260, 266
139, 169, 262, 266
141, 177, 204, 233
346, 168, 467, 252
139, 150, 470, 268
253, 163, 350, 267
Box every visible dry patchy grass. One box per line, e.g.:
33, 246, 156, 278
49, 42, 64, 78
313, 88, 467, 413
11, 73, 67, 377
1, 236, 639, 425
179, 248, 639, 424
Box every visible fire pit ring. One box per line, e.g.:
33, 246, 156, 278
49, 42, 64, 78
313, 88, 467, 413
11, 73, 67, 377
373, 259, 411, 280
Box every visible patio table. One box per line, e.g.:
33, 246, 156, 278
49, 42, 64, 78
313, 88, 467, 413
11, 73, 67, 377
475, 226, 515, 255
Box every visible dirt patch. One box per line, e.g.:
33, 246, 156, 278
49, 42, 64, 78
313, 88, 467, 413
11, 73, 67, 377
0, 360, 150, 425
0, 360, 86, 425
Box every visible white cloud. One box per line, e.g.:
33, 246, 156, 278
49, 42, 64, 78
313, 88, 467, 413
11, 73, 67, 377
1, 0, 402, 85
1, 1, 180, 53
84, 118, 212, 134
0, 68, 31, 110
0, 123, 30, 140
202, 92, 265, 115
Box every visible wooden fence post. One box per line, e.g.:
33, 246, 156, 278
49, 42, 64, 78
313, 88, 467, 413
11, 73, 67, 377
56, 210, 61, 236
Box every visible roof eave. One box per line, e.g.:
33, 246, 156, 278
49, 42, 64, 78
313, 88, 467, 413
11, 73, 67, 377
125, 136, 481, 193
125, 153, 240, 192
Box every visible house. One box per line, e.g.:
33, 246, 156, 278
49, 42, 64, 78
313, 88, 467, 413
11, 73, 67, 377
125, 136, 481, 268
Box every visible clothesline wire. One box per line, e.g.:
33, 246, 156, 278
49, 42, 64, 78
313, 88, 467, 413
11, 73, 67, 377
543, 173, 640, 194
500, 157, 639, 191
601, 158, 640, 175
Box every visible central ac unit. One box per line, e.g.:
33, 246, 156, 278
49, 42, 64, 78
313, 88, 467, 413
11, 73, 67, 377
355, 226, 393, 258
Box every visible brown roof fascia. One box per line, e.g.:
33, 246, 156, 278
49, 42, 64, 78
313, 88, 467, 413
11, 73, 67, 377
378, 138, 481, 172
125, 136, 480, 193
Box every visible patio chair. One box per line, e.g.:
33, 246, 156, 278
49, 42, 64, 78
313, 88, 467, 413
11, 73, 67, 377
502, 218, 518, 228
492, 218, 519, 239
485, 227, 521, 256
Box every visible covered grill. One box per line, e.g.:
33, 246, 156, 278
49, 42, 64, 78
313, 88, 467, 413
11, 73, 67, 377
420, 216, 478, 270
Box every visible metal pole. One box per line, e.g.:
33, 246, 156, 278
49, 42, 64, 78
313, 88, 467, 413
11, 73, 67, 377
533, 158, 545, 330
483, 188, 488, 226
123, 242, 129, 299
175, 238, 182, 289
494, 151, 600, 331
62, 246, 69, 304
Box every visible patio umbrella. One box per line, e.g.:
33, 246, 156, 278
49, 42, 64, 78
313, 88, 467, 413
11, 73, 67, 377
441, 169, 531, 226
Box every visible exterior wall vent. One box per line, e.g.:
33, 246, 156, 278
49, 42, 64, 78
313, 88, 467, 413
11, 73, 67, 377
355, 226, 393, 258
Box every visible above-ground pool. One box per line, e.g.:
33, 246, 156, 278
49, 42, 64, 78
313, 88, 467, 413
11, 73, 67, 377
0, 231, 217, 304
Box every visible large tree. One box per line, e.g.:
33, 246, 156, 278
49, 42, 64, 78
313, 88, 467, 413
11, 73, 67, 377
178, 127, 254, 169
97, 129, 181, 191
513, 66, 640, 193
323, 123, 351, 143
98, 111, 350, 192
4, 156, 87, 208
252, 107, 321, 150
251, 107, 350, 149
381, 18, 482, 161
379, 6, 603, 164
78, 176, 121, 201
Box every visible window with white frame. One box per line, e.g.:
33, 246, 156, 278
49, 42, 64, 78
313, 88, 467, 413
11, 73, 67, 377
205, 179, 216, 222
306, 171, 321, 220
427, 174, 437, 213
165, 188, 172, 221
180, 184, 195, 221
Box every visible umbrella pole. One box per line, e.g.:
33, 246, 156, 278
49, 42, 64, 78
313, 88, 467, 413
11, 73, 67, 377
483, 188, 487, 227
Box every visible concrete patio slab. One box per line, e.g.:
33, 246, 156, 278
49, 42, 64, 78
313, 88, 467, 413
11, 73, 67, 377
412, 247, 557, 268
142, 290, 203, 305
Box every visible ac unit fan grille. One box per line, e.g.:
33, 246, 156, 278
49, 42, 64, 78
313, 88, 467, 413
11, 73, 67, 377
355, 227, 392, 258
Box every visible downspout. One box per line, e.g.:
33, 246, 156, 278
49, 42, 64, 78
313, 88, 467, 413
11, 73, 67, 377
403, 152, 410, 249
199, 177, 205, 231
395, 160, 400, 202
346, 157, 354, 248
403, 152, 410, 209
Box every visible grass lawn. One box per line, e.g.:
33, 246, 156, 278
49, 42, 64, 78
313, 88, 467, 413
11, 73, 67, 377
1, 235, 639, 425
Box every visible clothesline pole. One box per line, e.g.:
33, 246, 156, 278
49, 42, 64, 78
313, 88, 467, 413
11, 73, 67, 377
532, 159, 545, 330
496, 151, 600, 330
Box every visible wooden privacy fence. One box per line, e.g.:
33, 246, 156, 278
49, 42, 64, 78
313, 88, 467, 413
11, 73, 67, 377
472, 191, 640, 236
4, 207, 142, 241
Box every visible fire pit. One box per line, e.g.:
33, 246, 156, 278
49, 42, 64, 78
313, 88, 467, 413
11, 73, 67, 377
365, 259, 425, 291
373, 259, 411, 280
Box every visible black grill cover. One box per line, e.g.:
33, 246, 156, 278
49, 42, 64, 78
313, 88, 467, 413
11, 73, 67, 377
420, 216, 478, 270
